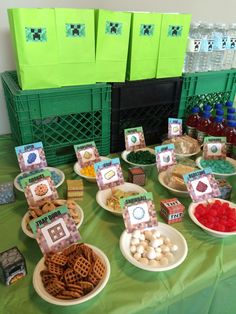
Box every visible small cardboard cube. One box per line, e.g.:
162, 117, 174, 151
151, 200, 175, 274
160, 198, 185, 224
0, 182, 15, 205
217, 179, 232, 200
0, 247, 27, 285
128, 167, 146, 186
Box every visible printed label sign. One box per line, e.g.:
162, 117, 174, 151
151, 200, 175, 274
168, 25, 183, 37
203, 137, 226, 159
30, 205, 81, 255
74, 141, 100, 168
155, 144, 177, 172
21, 170, 58, 206
25, 27, 47, 42
124, 127, 146, 151
94, 158, 124, 190
66, 23, 85, 37
15, 142, 47, 172
105, 21, 122, 35
183, 168, 220, 202
120, 192, 158, 233
187, 38, 201, 52
140, 24, 154, 36
168, 118, 182, 138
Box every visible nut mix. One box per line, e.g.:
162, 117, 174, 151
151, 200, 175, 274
40, 243, 106, 300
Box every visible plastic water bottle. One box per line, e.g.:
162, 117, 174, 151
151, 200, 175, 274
197, 111, 212, 144
224, 101, 234, 118
208, 115, 224, 136
186, 106, 200, 138
198, 22, 214, 72
224, 120, 236, 157
184, 22, 201, 73
211, 23, 226, 71
223, 24, 236, 69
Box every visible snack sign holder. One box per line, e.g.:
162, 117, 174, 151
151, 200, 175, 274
74, 141, 101, 168
183, 168, 220, 203
168, 118, 183, 138
124, 126, 146, 151
203, 137, 227, 160
155, 144, 177, 172
120, 192, 158, 233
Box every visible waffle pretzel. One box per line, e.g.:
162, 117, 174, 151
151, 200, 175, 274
40, 270, 58, 285
51, 253, 68, 266
74, 256, 91, 278
64, 268, 81, 285
79, 281, 94, 294
48, 262, 64, 276
93, 258, 105, 279
45, 280, 65, 296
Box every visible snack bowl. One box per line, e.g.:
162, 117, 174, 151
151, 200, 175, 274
121, 147, 156, 168
33, 244, 110, 306
188, 198, 236, 238
158, 171, 189, 198
74, 157, 110, 183
196, 156, 236, 178
14, 167, 65, 192
120, 223, 188, 272
21, 200, 84, 239
175, 145, 201, 159
96, 182, 147, 216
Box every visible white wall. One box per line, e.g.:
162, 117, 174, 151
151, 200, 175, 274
0, 0, 236, 134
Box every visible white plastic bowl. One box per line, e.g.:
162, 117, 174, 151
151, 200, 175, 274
33, 244, 110, 306
158, 171, 190, 198
14, 167, 65, 192
175, 145, 201, 158
21, 200, 84, 239
121, 147, 156, 168
120, 223, 188, 272
74, 156, 110, 183
188, 198, 236, 238
96, 182, 147, 216
196, 156, 236, 178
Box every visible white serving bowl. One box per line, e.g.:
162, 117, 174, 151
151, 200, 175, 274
33, 244, 110, 306
158, 171, 190, 198
121, 147, 156, 168
96, 182, 147, 216
74, 156, 110, 183
21, 200, 84, 239
188, 198, 236, 238
196, 156, 236, 178
175, 145, 201, 159
120, 223, 188, 272
14, 167, 65, 192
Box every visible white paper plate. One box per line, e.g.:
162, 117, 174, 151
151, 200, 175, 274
14, 167, 65, 192
74, 156, 110, 183
21, 200, 84, 239
175, 145, 201, 158
188, 198, 236, 238
121, 147, 156, 167
120, 223, 188, 271
33, 244, 110, 306
96, 182, 147, 216
196, 156, 236, 178
158, 171, 190, 198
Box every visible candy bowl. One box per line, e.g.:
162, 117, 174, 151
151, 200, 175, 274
119, 223, 188, 271
188, 198, 236, 238
21, 199, 84, 239
121, 147, 156, 168
33, 243, 110, 306
96, 182, 147, 216
14, 167, 65, 192
74, 157, 110, 183
196, 157, 236, 178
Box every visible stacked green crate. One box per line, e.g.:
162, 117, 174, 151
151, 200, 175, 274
127, 12, 162, 80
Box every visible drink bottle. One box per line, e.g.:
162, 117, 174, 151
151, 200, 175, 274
211, 23, 226, 71
208, 116, 224, 136
184, 22, 201, 73
198, 22, 214, 71
186, 106, 200, 138
224, 120, 236, 157
197, 111, 212, 144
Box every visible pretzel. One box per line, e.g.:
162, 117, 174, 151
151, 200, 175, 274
47, 262, 64, 276
93, 258, 105, 279
74, 256, 91, 278
51, 253, 68, 266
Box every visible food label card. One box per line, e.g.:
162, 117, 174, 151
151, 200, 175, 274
203, 137, 226, 160
155, 144, 177, 172
168, 118, 183, 138
30, 205, 81, 255
74, 141, 100, 168
21, 170, 58, 206
124, 127, 146, 151
15, 142, 47, 172
94, 157, 124, 190
120, 192, 158, 233
183, 168, 220, 202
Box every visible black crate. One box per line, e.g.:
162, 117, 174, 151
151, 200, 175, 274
111, 77, 183, 153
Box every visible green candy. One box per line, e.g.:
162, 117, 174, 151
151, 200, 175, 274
127, 150, 156, 165
200, 159, 235, 174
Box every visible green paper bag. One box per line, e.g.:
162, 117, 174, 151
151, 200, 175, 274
95, 9, 131, 82
55, 8, 96, 86
156, 13, 191, 78
127, 12, 162, 81
8, 8, 60, 90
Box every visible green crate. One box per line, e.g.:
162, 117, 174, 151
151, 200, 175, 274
178, 70, 236, 120
2, 71, 111, 166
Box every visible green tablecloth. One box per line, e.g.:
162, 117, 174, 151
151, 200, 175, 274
0, 134, 236, 314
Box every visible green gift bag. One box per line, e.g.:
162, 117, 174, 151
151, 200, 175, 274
127, 12, 162, 81
55, 8, 96, 86
95, 9, 131, 82
156, 13, 191, 78
8, 8, 60, 90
